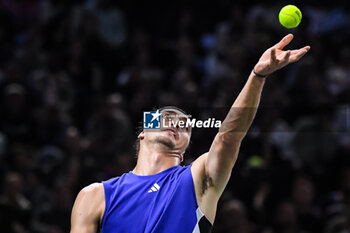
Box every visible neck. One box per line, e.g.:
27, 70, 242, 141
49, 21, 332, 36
133, 143, 182, 176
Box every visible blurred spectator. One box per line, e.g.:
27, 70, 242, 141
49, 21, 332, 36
87, 0, 127, 48
0, 172, 32, 233
272, 202, 298, 233
217, 199, 255, 233
292, 175, 322, 233
0, 1, 349, 232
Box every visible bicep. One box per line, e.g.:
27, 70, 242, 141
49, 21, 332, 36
70, 184, 104, 233
206, 133, 242, 192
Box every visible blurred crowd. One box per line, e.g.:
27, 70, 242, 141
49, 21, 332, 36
0, 0, 349, 232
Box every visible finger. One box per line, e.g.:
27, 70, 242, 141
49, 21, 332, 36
290, 46, 309, 56
290, 46, 310, 62
280, 50, 291, 66
304, 45, 311, 51
271, 48, 277, 63
275, 34, 294, 50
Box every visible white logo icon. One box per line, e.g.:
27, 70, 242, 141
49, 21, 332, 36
148, 183, 160, 193
150, 110, 161, 122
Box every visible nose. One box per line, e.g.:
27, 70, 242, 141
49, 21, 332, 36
175, 121, 187, 133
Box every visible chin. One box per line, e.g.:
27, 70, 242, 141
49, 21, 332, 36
155, 135, 175, 149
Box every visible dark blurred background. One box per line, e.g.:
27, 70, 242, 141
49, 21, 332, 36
0, 0, 349, 232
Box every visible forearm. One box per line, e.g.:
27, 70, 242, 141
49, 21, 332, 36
219, 71, 265, 141
204, 71, 266, 185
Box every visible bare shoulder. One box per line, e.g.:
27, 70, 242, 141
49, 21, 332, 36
191, 152, 208, 177
71, 183, 105, 233
77, 183, 105, 217
81, 183, 104, 197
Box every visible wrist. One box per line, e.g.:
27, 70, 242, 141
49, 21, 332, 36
252, 69, 269, 78
249, 70, 266, 86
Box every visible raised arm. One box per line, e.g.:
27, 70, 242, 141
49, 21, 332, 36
192, 34, 310, 223
70, 183, 105, 233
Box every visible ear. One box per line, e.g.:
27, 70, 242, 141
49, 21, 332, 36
138, 131, 145, 140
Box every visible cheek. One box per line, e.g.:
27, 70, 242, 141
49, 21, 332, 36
179, 133, 190, 146
143, 131, 158, 140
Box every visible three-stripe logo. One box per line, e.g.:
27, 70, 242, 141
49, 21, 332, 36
148, 183, 160, 193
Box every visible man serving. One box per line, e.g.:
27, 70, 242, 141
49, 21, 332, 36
70, 34, 310, 233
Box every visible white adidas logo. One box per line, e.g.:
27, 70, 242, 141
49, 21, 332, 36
148, 183, 160, 193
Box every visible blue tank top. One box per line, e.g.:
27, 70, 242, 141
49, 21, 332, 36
101, 165, 212, 233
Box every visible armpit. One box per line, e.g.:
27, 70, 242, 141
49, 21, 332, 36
201, 173, 214, 196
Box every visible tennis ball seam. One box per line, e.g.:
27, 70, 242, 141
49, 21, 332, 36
294, 10, 302, 21
279, 13, 299, 26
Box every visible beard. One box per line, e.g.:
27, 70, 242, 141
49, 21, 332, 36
154, 135, 176, 149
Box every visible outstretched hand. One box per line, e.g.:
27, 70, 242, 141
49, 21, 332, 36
253, 34, 310, 76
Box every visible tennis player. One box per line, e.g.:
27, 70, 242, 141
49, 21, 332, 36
70, 34, 310, 233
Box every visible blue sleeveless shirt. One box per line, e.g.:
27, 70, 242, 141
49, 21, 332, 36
101, 165, 212, 233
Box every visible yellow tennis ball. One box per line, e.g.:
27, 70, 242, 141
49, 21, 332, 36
279, 5, 302, 29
